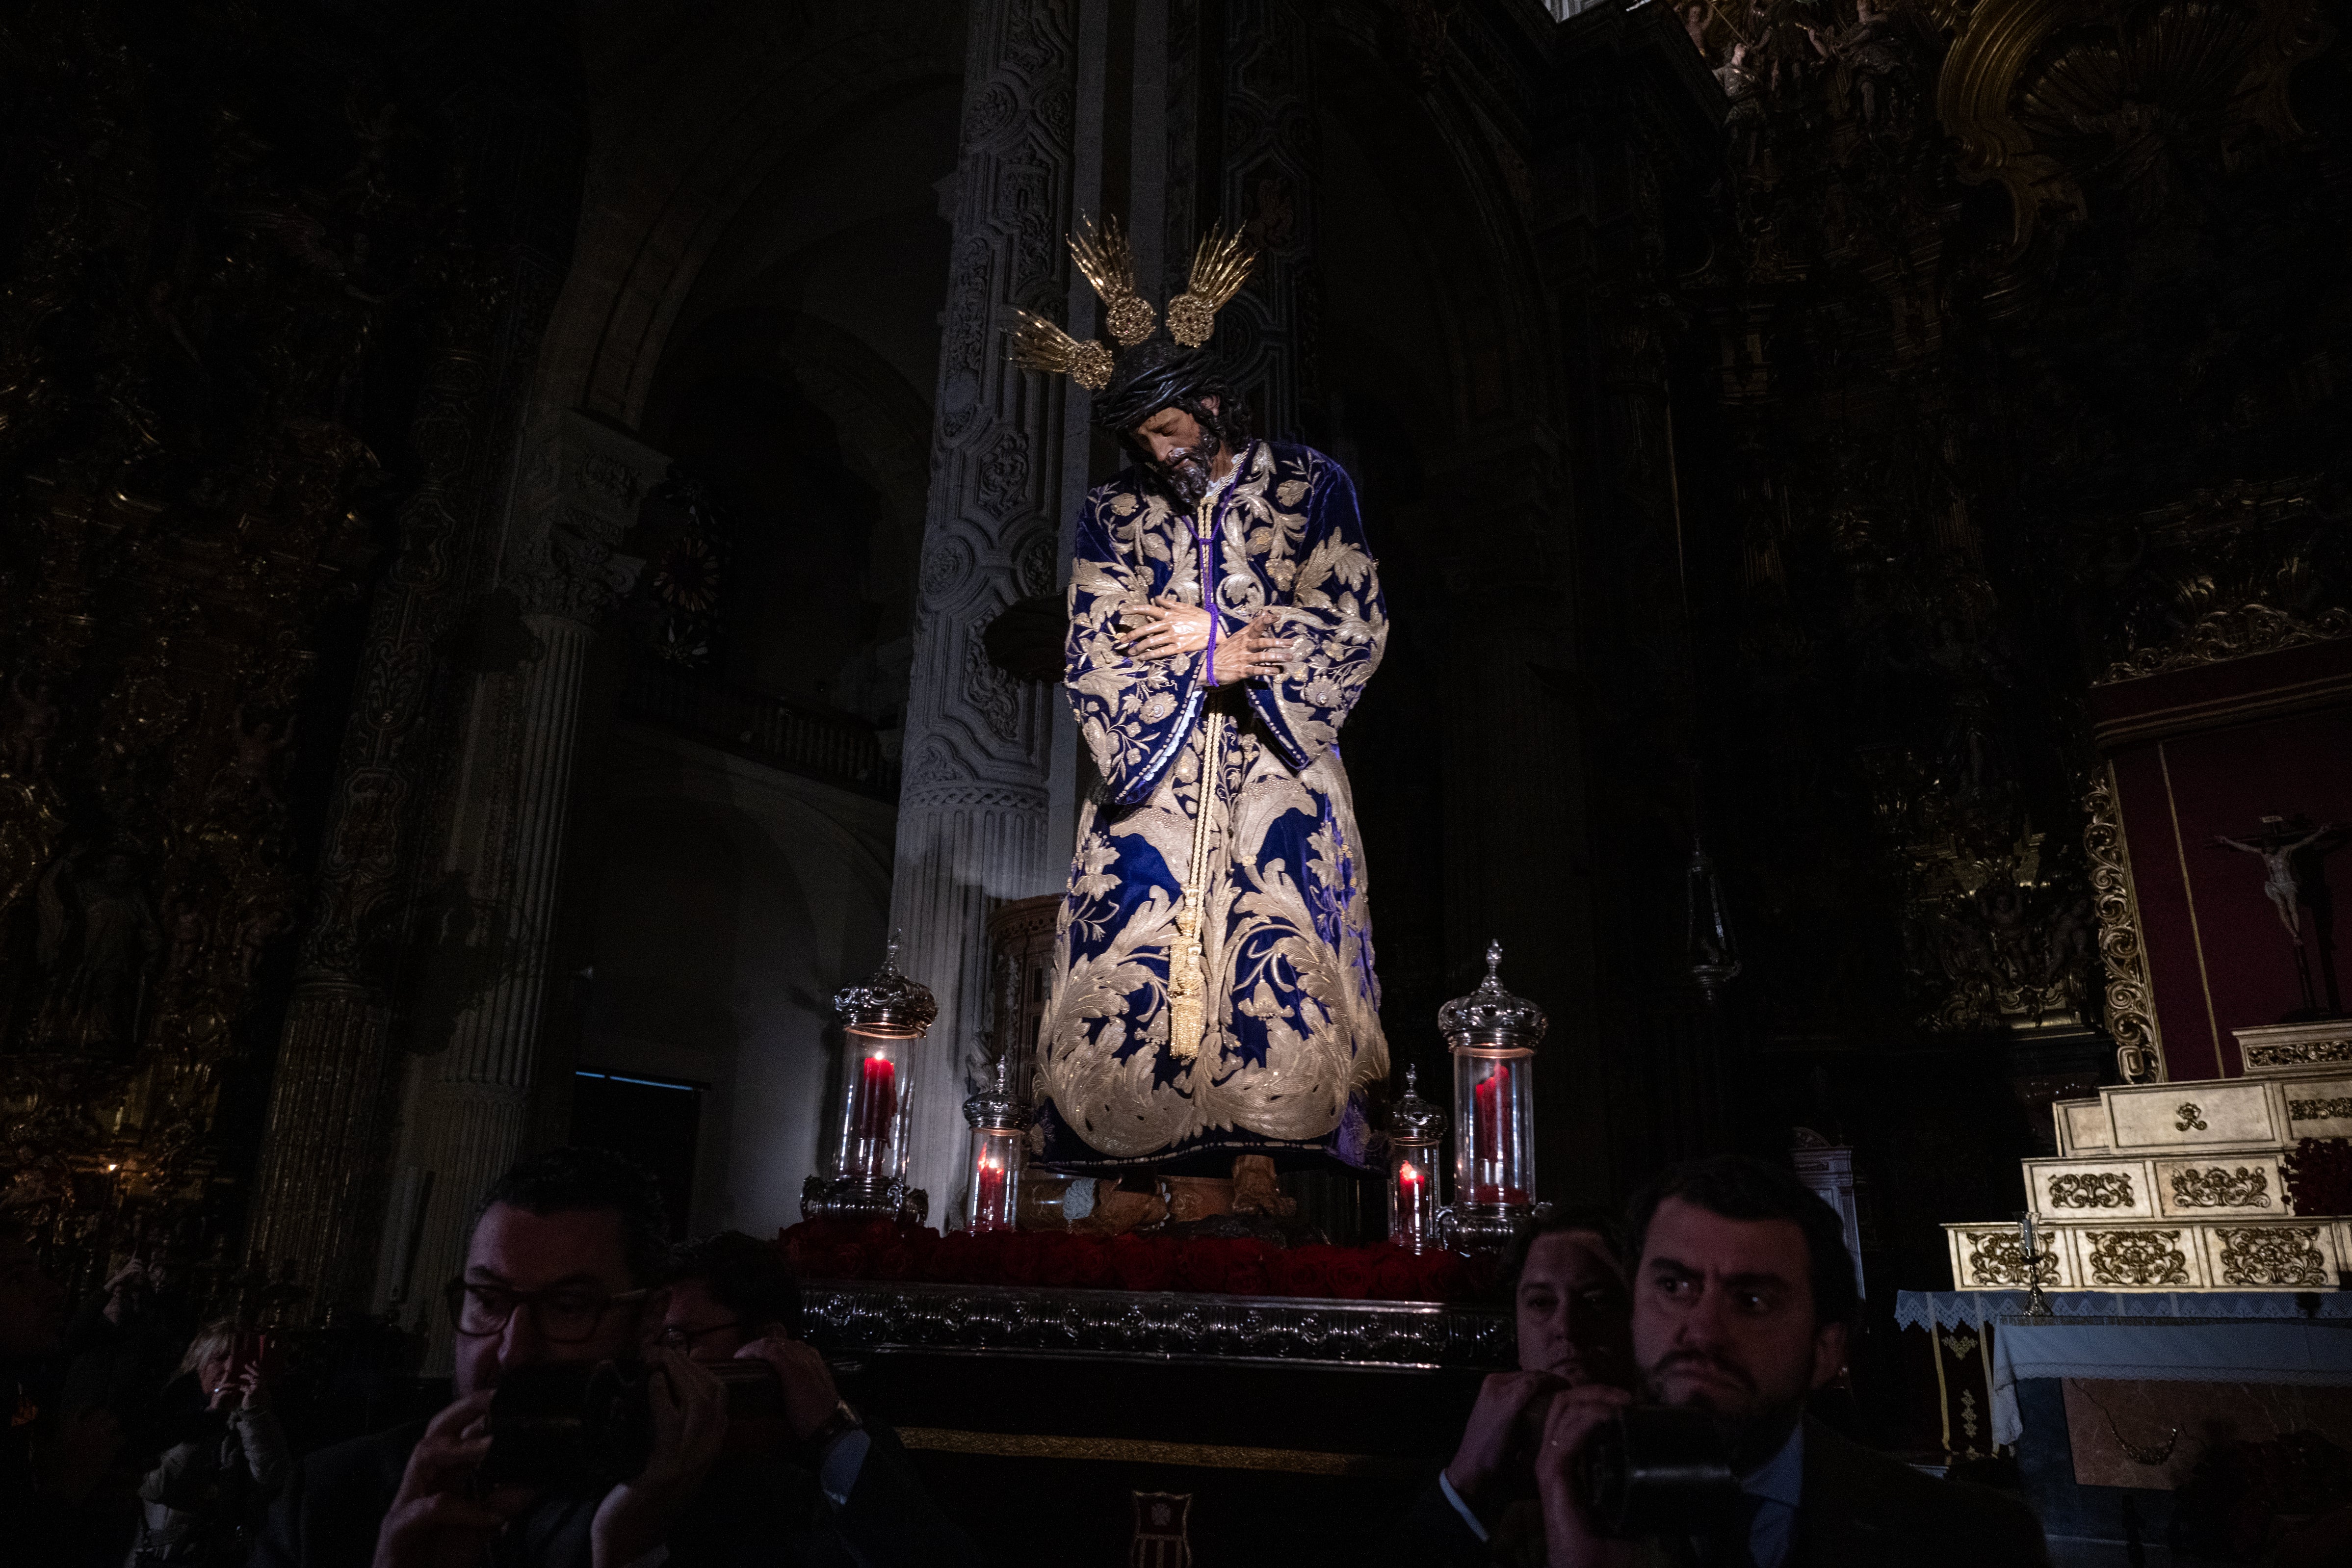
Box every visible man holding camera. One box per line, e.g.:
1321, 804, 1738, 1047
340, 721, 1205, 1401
1534, 1156, 2048, 1568
257, 1148, 962, 1567
654, 1230, 976, 1564
1410, 1209, 1634, 1561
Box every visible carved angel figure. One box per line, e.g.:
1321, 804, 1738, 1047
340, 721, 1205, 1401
37, 847, 161, 1050
1803, 0, 1918, 127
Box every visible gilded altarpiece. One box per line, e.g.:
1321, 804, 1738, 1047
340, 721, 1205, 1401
0, 0, 580, 1310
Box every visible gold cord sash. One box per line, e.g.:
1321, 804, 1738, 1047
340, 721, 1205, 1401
1166, 493, 1222, 1064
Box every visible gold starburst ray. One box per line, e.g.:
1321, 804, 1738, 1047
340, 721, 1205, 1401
1068, 213, 1156, 347
1010, 310, 1115, 391
1167, 223, 1256, 347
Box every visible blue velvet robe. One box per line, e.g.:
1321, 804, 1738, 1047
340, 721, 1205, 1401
1033, 440, 1390, 1174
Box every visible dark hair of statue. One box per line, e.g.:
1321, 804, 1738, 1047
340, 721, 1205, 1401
666, 1229, 803, 1339
1622, 1153, 1859, 1328
474, 1145, 673, 1289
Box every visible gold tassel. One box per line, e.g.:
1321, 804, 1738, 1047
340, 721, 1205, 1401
1166, 496, 1225, 1063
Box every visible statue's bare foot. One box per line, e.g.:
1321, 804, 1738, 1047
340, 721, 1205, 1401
1229, 1154, 1295, 1216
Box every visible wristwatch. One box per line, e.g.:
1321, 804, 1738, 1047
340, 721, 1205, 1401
804, 1399, 863, 1455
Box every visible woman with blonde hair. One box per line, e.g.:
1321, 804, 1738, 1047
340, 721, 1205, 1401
125, 1319, 287, 1566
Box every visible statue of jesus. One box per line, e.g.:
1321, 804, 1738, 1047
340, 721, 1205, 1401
1011, 219, 1390, 1198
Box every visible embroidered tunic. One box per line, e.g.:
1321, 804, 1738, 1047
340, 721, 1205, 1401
1034, 441, 1390, 1173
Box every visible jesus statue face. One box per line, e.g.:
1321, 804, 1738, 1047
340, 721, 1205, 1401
1131, 395, 1229, 507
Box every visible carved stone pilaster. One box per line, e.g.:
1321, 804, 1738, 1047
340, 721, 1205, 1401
893, 0, 1084, 1216
384, 412, 659, 1366
1199, 0, 1321, 437
244, 260, 525, 1317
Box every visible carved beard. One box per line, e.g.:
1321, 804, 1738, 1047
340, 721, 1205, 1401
1153, 431, 1223, 509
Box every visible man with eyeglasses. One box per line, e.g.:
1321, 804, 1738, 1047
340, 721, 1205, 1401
652, 1230, 976, 1565
260, 1148, 886, 1567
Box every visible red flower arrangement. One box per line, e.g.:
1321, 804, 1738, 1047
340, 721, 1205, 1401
778, 1218, 1485, 1302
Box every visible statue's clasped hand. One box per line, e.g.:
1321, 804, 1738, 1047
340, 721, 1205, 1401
1117, 598, 1291, 685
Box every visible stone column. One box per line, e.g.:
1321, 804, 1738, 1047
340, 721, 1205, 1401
383, 412, 660, 1367
1185, 0, 1321, 438
242, 257, 546, 1319
893, 0, 1089, 1217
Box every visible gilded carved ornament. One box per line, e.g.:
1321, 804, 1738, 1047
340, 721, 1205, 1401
2245, 1037, 2352, 1067
2085, 765, 2164, 1084
2168, 1166, 2270, 1208
1963, 1228, 2055, 1286
1935, 0, 2330, 257
2214, 1226, 2326, 1287
2084, 1229, 2191, 1287
2048, 1171, 2134, 1208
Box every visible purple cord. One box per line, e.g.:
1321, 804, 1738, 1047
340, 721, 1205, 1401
1201, 497, 1219, 685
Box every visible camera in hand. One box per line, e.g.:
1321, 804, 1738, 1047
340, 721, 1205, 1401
482, 1359, 791, 1489
1574, 1405, 1742, 1539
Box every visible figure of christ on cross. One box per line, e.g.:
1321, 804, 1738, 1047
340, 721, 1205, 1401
2214, 816, 2342, 1017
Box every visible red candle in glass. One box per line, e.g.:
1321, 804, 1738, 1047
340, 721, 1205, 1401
855, 1054, 897, 1175
1396, 1159, 1427, 1248
973, 1156, 1008, 1231
1470, 1062, 1526, 1204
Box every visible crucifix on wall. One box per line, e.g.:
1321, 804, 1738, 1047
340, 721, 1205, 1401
2213, 816, 2343, 1020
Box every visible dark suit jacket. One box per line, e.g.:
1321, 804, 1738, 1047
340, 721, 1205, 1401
1403, 1474, 1489, 1567
254, 1416, 980, 1568
1789, 1417, 2048, 1568
1393, 1420, 2047, 1568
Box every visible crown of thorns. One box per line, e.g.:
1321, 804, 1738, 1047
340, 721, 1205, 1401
1008, 214, 1255, 392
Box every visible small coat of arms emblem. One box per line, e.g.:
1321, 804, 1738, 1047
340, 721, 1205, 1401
1130, 1490, 1194, 1568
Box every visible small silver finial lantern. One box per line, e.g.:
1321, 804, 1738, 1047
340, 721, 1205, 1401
1387, 1065, 1447, 1253
962, 1054, 1029, 1234
1437, 940, 1545, 1252
804, 934, 936, 1225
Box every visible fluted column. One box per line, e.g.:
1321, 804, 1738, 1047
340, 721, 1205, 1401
243, 260, 523, 1319
388, 412, 661, 1369
892, 0, 1092, 1216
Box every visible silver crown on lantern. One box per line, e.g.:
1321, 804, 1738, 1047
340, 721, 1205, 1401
963, 1052, 1029, 1132
1437, 940, 1548, 1045
1389, 1063, 1448, 1144
832, 933, 939, 1038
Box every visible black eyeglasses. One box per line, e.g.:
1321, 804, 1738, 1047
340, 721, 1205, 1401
653, 1319, 746, 1351
444, 1281, 653, 1344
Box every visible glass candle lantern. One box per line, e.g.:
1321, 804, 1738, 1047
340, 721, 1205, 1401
803, 936, 937, 1225
838, 1032, 910, 1184
1437, 940, 1547, 1252
1387, 1064, 1447, 1253
962, 1055, 1029, 1234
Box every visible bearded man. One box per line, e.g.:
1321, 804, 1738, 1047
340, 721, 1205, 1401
1012, 219, 1389, 1198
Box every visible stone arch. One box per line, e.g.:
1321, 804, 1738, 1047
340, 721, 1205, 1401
584, 751, 895, 1237
533, 1, 966, 430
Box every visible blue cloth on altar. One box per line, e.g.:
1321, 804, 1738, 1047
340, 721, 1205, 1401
1895, 1289, 2352, 1445
1893, 1289, 2352, 1330
1033, 441, 1390, 1175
